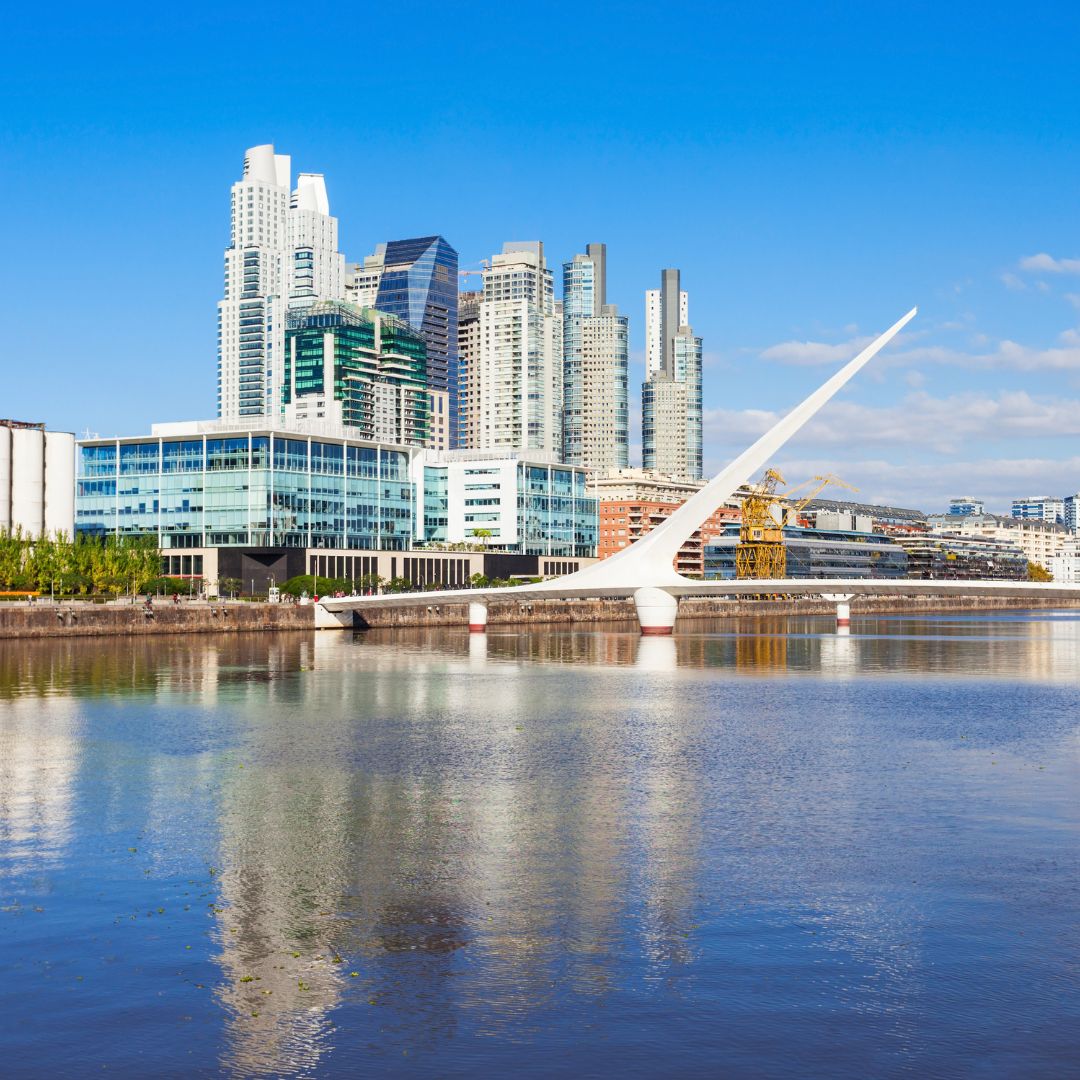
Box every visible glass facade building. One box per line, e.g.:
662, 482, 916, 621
672, 331, 703, 480
76, 431, 599, 560
283, 303, 428, 445
518, 464, 598, 558
371, 237, 460, 445
704, 524, 908, 580
76, 429, 416, 551
422, 456, 598, 558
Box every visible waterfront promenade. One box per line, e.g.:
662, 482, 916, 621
3, 592, 1078, 637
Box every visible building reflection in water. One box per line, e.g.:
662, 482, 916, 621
0, 695, 79, 872
3, 610, 1080, 1075
179, 628, 720, 1071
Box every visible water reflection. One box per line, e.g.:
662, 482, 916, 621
2, 615, 1080, 1077
319, 609, 1080, 682
0, 697, 79, 872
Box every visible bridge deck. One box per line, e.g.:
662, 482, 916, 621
319, 578, 1080, 613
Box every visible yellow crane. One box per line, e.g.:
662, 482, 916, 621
736, 468, 788, 579
781, 474, 859, 528
735, 471, 859, 579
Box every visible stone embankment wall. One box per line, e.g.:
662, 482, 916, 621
0, 601, 314, 639
349, 593, 1080, 629
3, 594, 1077, 638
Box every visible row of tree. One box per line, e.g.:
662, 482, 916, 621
277, 572, 537, 597
0, 528, 163, 597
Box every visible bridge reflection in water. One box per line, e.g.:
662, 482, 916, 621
2, 615, 1080, 1076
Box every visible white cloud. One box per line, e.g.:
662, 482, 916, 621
1000, 271, 1029, 291
759, 329, 1080, 373
1019, 253, 1080, 274
704, 390, 1080, 457
761, 456, 1080, 513
759, 336, 874, 366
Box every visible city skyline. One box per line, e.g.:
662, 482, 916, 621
5, 3, 1080, 511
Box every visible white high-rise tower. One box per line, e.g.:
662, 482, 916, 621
473, 242, 562, 454
217, 145, 345, 420
642, 269, 703, 480
645, 285, 688, 380
562, 243, 629, 472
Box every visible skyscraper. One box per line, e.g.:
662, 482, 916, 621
456, 291, 483, 449
641, 269, 703, 480
345, 236, 458, 447
217, 145, 344, 420
282, 301, 428, 446
645, 282, 687, 380
471, 243, 562, 455
562, 243, 628, 472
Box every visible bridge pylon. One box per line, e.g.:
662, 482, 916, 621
529, 307, 918, 634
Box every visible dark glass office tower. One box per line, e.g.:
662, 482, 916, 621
371, 236, 459, 445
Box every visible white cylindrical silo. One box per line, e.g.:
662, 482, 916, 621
44, 431, 75, 538
0, 427, 11, 532
11, 427, 45, 537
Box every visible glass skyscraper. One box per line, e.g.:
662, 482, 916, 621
282, 302, 429, 446
347, 236, 459, 445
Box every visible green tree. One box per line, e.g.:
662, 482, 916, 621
93, 536, 128, 597
217, 577, 242, 599
278, 574, 349, 598
26, 534, 61, 594
0, 527, 27, 590
70, 533, 98, 595
357, 573, 384, 594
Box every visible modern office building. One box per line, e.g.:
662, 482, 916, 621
471, 243, 562, 456
948, 496, 985, 517
422, 450, 597, 558
926, 512, 1068, 568
457, 291, 483, 449
1065, 494, 1080, 534
76, 420, 417, 552
704, 522, 908, 580
281, 301, 428, 446
0, 419, 75, 537
1011, 495, 1065, 525
217, 145, 345, 420
346, 236, 459, 446
897, 532, 1028, 580
561, 244, 629, 472
645, 283, 687, 380
641, 268, 703, 480
74, 422, 596, 591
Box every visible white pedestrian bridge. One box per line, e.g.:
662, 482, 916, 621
317, 306, 1080, 634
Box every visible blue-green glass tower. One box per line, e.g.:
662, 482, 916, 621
371, 236, 459, 443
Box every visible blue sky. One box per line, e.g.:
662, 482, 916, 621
3, 0, 1080, 510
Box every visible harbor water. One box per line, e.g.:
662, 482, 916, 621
2, 611, 1079, 1077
